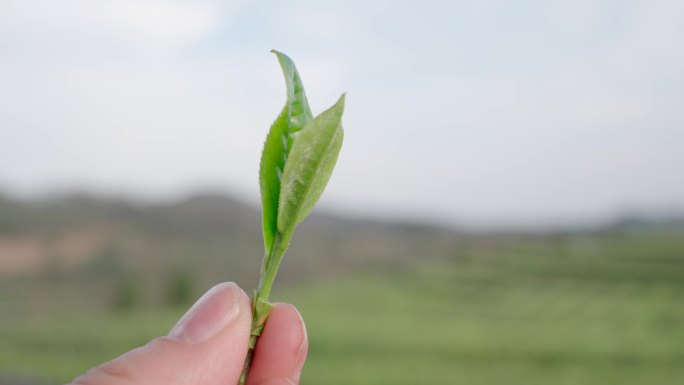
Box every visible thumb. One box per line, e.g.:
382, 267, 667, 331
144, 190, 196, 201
71, 282, 252, 385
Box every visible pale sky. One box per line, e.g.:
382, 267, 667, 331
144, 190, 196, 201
1, 0, 683, 228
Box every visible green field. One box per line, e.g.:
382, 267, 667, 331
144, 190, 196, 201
1, 231, 683, 384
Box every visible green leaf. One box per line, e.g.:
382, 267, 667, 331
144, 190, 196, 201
259, 107, 288, 254
272, 50, 314, 142
259, 51, 313, 253
277, 94, 345, 238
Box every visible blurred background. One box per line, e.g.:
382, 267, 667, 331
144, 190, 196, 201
1, 1, 683, 384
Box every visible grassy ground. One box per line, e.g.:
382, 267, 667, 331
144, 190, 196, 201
1, 231, 683, 384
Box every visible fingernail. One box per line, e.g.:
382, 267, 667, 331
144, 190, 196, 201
292, 306, 308, 374
258, 379, 296, 385
168, 282, 242, 344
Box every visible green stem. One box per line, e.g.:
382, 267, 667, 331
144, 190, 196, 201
239, 232, 290, 385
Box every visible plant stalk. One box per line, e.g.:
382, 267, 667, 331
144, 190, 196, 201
239, 232, 289, 385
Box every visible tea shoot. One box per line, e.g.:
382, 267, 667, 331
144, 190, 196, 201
239, 50, 345, 384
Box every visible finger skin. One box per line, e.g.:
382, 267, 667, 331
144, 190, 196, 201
71, 283, 252, 385
246, 303, 308, 385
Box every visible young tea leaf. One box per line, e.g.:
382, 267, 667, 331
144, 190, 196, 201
272, 50, 314, 141
259, 107, 289, 254
277, 94, 345, 238
259, 51, 313, 253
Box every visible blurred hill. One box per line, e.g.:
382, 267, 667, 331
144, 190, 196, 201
2, 191, 683, 308
2, 191, 684, 385
0, 191, 457, 307
2, 192, 683, 281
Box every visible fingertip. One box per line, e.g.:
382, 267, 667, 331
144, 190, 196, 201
269, 303, 308, 363
246, 303, 308, 385
277, 303, 308, 367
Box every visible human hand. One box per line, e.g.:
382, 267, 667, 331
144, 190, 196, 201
70, 282, 307, 385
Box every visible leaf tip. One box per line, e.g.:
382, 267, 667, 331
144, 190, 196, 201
335, 92, 346, 110
271, 49, 292, 63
